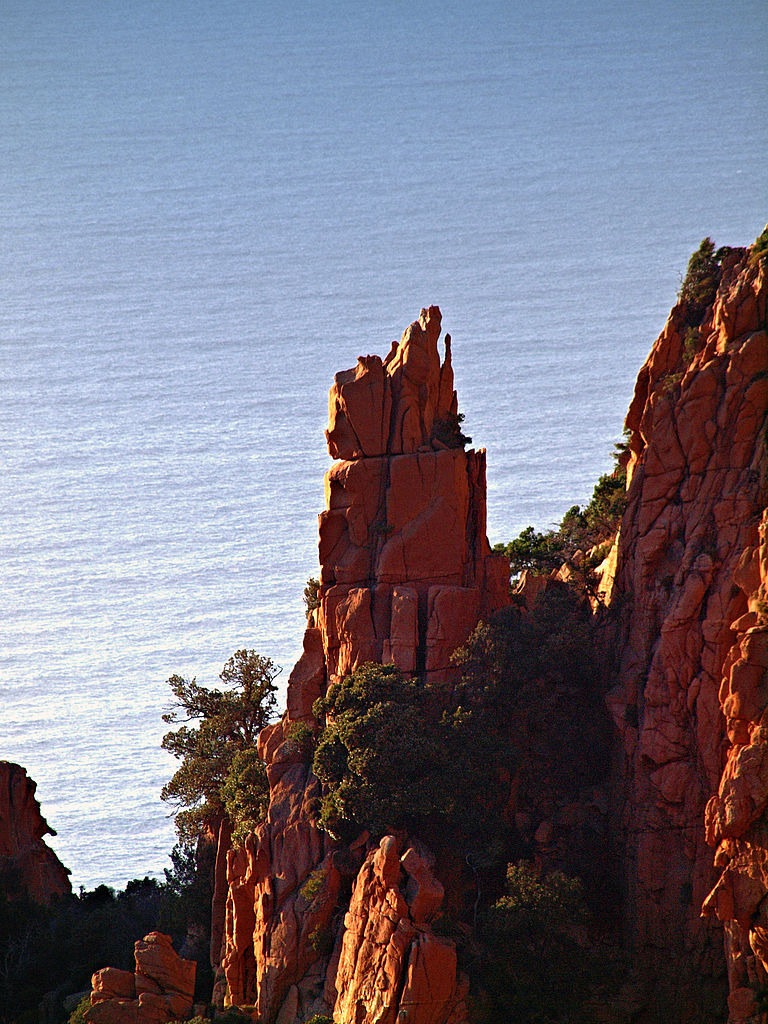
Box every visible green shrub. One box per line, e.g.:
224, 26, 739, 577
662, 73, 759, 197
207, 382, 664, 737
750, 225, 768, 268
308, 926, 334, 956
496, 460, 626, 584
67, 995, 91, 1024
451, 587, 608, 799
683, 326, 701, 363
305, 1016, 334, 1024
285, 720, 316, 763
494, 526, 562, 578
432, 410, 472, 448
214, 1010, 255, 1024
303, 576, 320, 618
299, 866, 326, 904
221, 747, 270, 847
679, 237, 725, 326
312, 663, 505, 848
161, 650, 279, 843
471, 862, 597, 1023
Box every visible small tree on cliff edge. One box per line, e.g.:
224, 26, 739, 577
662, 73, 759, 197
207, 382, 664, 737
161, 649, 279, 842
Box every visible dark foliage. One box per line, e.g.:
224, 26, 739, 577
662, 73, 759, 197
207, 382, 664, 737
751, 225, 768, 269
312, 662, 506, 851
431, 411, 472, 449
0, 880, 160, 1024
161, 650, 278, 841
220, 748, 270, 847
303, 576, 320, 619
469, 862, 610, 1024
451, 586, 609, 799
679, 237, 726, 327
0, 840, 218, 1024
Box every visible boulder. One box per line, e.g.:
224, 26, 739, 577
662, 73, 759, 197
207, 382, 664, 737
86, 933, 195, 1024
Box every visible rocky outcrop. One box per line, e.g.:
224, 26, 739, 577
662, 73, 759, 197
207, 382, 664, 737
333, 837, 467, 1024
219, 308, 508, 1023
318, 305, 508, 683
605, 243, 768, 1019
0, 761, 71, 902
217, 259, 768, 1021
87, 932, 196, 1024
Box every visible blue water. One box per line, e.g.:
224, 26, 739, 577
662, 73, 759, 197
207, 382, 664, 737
1, 0, 766, 890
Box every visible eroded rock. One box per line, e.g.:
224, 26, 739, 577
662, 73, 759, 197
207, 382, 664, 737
87, 933, 195, 1024
606, 242, 768, 1015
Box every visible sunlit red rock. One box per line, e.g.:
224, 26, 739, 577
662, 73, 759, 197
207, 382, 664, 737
87, 933, 195, 1024
605, 242, 768, 1014
219, 308, 506, 1023
333, 837, 467, 1024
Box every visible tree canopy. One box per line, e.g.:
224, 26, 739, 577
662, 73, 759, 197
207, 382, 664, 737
161, 650, 279, 842
311, 661, 506, 849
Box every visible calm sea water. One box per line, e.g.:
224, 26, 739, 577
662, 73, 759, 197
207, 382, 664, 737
1, 0, 766, 890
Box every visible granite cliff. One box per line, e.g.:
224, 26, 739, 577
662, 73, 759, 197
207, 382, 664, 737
603, 239, 768, 1021
0, 760, 71, 903
89, 235, 768, 1024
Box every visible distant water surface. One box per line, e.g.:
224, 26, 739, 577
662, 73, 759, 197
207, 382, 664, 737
1, 0, 766, 888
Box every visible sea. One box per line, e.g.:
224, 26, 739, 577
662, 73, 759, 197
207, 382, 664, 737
1, 0, 766, 891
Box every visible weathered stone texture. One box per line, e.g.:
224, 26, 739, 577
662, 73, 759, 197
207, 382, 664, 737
606, 244, 768, 1016
333, 837, 467, 1024
87, 932, 195, 1024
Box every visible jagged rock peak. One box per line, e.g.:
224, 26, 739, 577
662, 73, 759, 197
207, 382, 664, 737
325, 304, 458, 460
315, 308, 509, 685
218, 310, 509, 1023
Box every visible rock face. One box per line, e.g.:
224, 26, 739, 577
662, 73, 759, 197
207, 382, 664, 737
605, 245, 768, 1018
319, 305, 508, 683
333, 837, 468, 1024
219, 307, 508, 1023
218, 260, 768, 1021
87, 932, 196, 1024
0, 761, 71, 902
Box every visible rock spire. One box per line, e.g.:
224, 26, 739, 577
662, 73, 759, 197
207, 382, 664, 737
219, 306, 509, 1023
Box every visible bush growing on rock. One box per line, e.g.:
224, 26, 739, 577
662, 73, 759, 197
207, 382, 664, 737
303, 576, 320, 618
452, 587, 609, 799
161, 650, 278, 842
471, 861, 601, 1024
221, 748, 270, 847
678, 236, 735, 327
312, 662, 506, 847
495, 451, 626, 582
431, 410, 472, 448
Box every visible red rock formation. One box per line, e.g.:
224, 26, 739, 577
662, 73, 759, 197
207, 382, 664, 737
0, 760, 71, 902
333, 837, 467, 1024
87, 932, 196, 1024
605, 243, 768, 1018
219, 308, 508, 1023
318, 306, 507, 683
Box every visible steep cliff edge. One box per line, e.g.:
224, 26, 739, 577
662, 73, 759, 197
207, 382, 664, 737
222, 247, 768, 1023
84, 239, 768, 1023
605, 240, 768, 1020
0, 761, 71, 902
219, 307, 509, 1023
